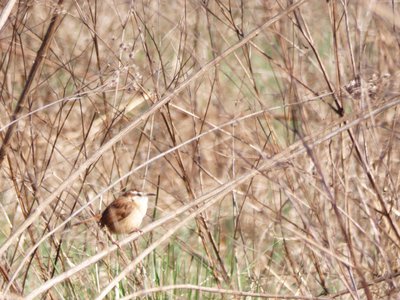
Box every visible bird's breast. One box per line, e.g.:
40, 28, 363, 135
111, 209, 145, 234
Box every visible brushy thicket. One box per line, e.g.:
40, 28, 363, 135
1, 0, 400, 299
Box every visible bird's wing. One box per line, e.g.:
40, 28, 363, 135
100, 199, 134, 228
109, 199, 135, 219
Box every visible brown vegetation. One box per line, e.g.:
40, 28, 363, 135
0, 0, 399, 299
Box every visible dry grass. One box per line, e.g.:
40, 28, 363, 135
1, 0, 400, 299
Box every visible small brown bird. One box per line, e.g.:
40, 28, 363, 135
99, 190, 155, 234
75, 190, 155, 234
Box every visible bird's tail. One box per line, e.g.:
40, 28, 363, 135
72, 214, 101, 227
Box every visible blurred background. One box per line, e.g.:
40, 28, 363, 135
0, 0, 399, 298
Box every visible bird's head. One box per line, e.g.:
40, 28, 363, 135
123, 189, 156, 201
